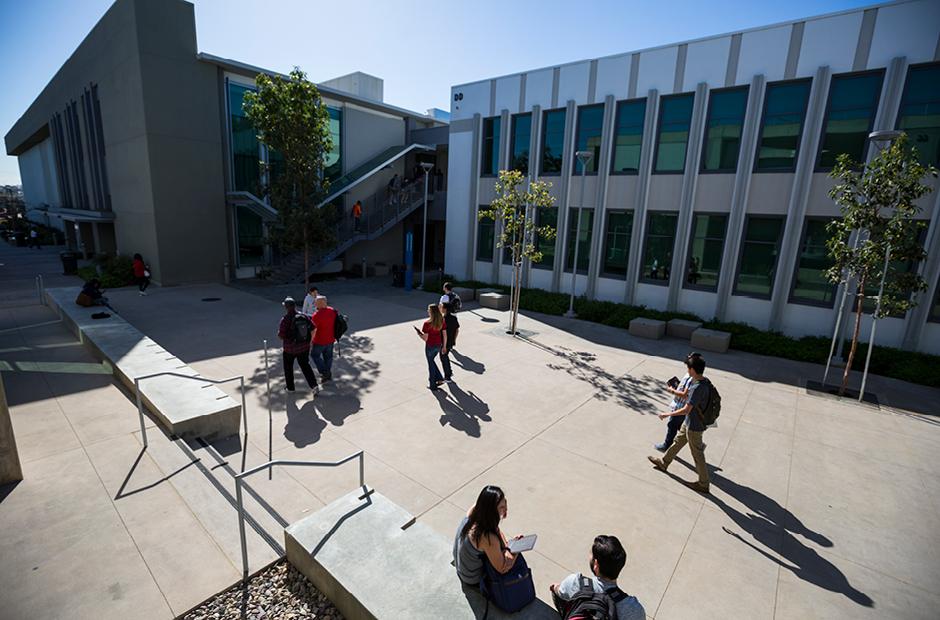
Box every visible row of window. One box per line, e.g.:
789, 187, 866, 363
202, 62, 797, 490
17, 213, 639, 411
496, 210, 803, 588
480, 63, 940, 177
477, 208, 924, 309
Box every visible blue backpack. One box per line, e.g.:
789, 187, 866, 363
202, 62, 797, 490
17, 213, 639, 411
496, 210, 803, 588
480, 552, 536, 615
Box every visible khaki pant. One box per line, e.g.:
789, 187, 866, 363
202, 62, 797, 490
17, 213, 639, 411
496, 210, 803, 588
662, 424, 709, 485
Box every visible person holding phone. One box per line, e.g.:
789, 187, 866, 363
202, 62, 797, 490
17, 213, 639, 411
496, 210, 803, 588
654, 352, 702, 452
416, 303, 446, 391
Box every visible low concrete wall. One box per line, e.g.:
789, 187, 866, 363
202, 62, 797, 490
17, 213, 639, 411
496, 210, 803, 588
0, 377, 23, 485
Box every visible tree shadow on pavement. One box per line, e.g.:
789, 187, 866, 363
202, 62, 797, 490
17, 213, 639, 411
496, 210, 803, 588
434, 382, 491, 437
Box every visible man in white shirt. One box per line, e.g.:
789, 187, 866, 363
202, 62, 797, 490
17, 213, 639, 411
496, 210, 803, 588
550, 535, 645, 620
302, 285, 319, 317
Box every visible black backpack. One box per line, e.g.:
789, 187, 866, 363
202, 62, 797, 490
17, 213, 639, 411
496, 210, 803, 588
564, 575, 627, 620
289, 314, 313, 344
333, 309, 348, 340
695, 378, 722, 427
447, 291, 462, 312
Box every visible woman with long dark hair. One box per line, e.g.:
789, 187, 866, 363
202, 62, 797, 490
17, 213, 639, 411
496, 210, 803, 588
415, 303, 446, 390
453, 485, 519, 586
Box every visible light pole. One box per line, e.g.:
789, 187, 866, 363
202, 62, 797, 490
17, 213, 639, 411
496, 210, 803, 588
419, 162, 434, 289
565, 150, 594, 318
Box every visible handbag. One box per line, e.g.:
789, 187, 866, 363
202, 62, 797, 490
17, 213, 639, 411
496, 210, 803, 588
480, 551, 536, 615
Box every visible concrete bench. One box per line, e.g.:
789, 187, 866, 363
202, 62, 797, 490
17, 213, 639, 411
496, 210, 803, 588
475, 288, 500, 296
478, 292, 510, 311
286, 489, 557, 620
451, 286, 475, 302
667, 318, 703, 340
45, 288, 241, 440
629, 317, 666, 340
691, 327, 732, 353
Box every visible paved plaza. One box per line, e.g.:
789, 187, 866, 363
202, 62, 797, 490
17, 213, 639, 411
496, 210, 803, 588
1, 242, 939, 619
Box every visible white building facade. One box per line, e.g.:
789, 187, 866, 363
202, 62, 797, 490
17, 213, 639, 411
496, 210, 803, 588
446, 0, 940, 354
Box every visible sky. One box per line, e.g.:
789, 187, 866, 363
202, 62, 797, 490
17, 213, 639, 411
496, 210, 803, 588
0, 0, 875, 186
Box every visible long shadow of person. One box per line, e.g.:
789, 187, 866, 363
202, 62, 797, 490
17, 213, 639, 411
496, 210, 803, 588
434, 383, 491, 437
450, 349, 486, 375
669, 461, 873, 607
315, 388, 363, 427
283, 395, 327, 448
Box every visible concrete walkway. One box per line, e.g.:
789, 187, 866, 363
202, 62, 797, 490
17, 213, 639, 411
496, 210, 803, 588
1, 243, 938, 619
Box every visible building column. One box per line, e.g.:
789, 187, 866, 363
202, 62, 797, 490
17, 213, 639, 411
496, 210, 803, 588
585, 95, 617, 299
667, 82, 709, 311
523, 105, 542, 287
903, 189, 940, 350
551, 100, 578, 293
466, 114, 483, 281
489, 109, 512, 284
624, 89, 659, 305
91, 222, 102, 255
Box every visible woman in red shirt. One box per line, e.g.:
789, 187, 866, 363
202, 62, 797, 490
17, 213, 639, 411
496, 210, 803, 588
416, 303, 446, 391
132, 253, 150, 295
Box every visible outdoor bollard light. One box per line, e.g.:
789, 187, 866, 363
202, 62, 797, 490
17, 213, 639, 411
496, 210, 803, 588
565, 150, 594, 318
419, 162, 434, 289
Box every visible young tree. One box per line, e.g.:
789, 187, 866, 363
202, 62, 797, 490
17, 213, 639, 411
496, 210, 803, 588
479, 170, 557, 335
826, 133, 937, 396
244, 68, 335, 288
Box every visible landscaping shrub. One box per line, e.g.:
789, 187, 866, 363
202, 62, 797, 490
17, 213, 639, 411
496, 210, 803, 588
80, 254, 134, 289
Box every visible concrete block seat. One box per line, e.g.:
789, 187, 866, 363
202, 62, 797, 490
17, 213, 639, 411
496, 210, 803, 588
286, 489, 557, 620
628, 317, 666, 340
691, 327, 732, 353
667, 318, 703, 340
45, 287, 241, 440
478, 292, 510, 311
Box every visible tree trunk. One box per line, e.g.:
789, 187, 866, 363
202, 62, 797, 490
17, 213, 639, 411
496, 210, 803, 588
840, 278, 865, 396
510, 251, 522, 334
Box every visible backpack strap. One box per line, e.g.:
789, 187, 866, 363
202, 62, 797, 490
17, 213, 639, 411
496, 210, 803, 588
606, 586, 629, 603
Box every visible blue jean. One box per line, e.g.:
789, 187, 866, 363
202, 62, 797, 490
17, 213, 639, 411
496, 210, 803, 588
425, 346, 443, 387
663, 414, 684, 447
310, 343, 334, 376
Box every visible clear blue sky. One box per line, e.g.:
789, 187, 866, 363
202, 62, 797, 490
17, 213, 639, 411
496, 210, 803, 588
0, 0, 874, 186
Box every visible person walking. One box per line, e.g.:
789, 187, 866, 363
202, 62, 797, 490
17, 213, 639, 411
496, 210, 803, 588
277, 297, 317, 392
352, 200, 363, 232
302, 285, 319, 317
648, 355, 712, 493
29, 228, 41, 249
440, 302, 459, 381
655, 353, 702, 452
415, 303, 446, 391
132, 253, 150, 295
310, 295, 337, 382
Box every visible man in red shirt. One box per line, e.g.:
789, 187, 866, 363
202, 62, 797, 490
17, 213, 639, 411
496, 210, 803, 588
310, 296, 337, 382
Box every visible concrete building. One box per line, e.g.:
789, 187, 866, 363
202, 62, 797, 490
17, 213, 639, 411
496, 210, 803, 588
446, 0, 940, 354
4, 0, 448, 286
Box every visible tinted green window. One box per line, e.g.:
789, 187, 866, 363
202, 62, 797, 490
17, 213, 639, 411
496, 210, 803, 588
929, 275, 940, 322
611, 99, 646, 173
818, 72, 883, 169
564, 208, 594, 272
229, 82, 261, 194
702, 88, 748, 172
476, 211, 495, 262
482, 117, 501, 176
756, 80, 812, 171
685, 214, 727, 289
735, 217, 784, 297
862, 225, 927, 314
654, 94, 694, 173
602, 210, 633, 277
791, 219, 837, 305
236, 205, 264, 266
541, 109, 566, 174
575, 105, 604, 174
534, 207, 557, 269
326, 107, 342, 180
510, 114, 531, 174
897, 63, 940, 167
642, 212, 678, 282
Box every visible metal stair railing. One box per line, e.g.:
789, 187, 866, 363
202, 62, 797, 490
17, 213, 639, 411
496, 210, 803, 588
317, 143, 433, 208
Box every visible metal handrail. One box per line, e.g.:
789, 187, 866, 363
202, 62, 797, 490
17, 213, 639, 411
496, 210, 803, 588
234, 451, 365, 581
134, 371, 248, 452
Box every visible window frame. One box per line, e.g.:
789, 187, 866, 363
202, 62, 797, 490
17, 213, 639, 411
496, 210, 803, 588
652, 92, 695, 175
814, 69, 885, 172
699, 86, 749, 174
509, 112, 532, 175
532, 206, 559, 271
682, 212, 728, 292
540, 107, 567, 176
480, 116, 501, 178
732, 214, 785, 299
788, 216, 840, 308
563, 207, 595, 274
609, 97, 647, 176
894, 61, 940, 168
600, 209, 634, 279
574, 103, 605, 175
639, 210, 679, 286
752, 78, 813, 174
475, 206, 495, 263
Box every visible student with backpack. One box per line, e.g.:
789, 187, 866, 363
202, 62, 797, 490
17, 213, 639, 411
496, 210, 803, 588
655, 352, 703, 452
550, 535, 645, 620
310, 295, 338, 382
439, 281, 462, 313
648, 354, 720, 494
276, 296, 317, 392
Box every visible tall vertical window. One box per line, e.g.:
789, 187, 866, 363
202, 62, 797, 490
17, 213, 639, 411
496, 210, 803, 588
862, 225, 928, 315
790, 218, 838, 306
482, 116, 501, 176
641, 212, 678, 283
817, 71, 884, 169
236, 206, 264, 266
574, 104, 604, 174
755, 80, 812, 171
654, 94, 694, 173
602, 210, 633, 277
734, 216, 784, 297
896, 62, 940, 167
476, 210, 495, 262
701, 87, 748, 172
929, 275, 940, 322
326, 107, 342, 180
229, 82, 261, 194
564, 208, 594, 272
534, 207, 558, 269
510, 113, 532, 174
541, 109, 567, 175
685, 214, 727, 290
611, 99, 646, 174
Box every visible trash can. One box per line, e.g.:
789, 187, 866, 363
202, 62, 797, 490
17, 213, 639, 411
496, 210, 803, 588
60, 252, 79, 275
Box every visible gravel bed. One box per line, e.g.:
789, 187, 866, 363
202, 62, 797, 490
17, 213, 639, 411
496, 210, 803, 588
181, 560, 343, 620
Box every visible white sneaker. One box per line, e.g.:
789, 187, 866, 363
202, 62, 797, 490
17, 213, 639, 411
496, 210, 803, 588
139, 291, 147, 296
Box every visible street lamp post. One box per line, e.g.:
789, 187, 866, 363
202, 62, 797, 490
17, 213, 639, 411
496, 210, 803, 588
565, 150, 594, 318
419, 162, 434, 289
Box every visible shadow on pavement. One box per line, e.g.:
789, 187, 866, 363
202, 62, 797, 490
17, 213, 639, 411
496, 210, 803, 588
450, 349, 485, 375
435, 382, 491, 437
